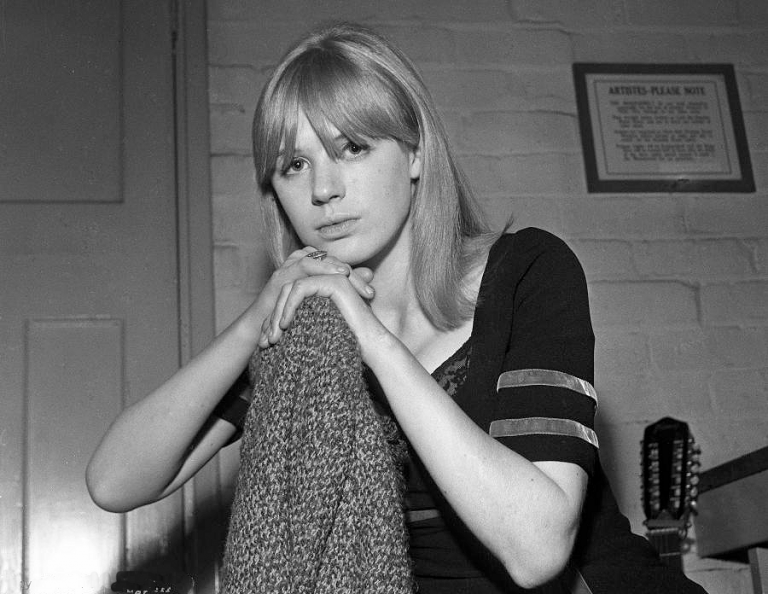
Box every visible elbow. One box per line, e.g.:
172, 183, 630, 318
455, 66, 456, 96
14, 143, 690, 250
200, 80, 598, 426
85, 459, 138, 514
498, 527, 577, 589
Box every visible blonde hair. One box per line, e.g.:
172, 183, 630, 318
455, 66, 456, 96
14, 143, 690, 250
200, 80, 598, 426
253, 22, 492, 330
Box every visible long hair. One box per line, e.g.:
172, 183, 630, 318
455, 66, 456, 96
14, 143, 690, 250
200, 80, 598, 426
253, 22, 493, 330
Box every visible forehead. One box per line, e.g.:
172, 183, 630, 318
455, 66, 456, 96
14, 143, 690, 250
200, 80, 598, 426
276, 104, 373, 163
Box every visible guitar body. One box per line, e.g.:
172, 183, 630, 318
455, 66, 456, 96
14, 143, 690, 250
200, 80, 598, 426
641, 417, 700, 571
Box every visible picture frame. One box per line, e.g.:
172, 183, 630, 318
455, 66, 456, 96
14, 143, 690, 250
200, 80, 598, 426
572, 63, 755, 193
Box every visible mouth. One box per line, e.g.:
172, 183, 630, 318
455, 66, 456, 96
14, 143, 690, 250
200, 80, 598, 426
317, 216, 358, 238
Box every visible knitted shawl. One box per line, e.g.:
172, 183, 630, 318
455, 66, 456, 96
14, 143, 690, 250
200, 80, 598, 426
221, 296, 414, 594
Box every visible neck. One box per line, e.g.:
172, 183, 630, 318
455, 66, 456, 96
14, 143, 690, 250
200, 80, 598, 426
369, 255, 426, 338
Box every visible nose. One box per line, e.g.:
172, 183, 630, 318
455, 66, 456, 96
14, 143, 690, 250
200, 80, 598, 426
311, 158, 344, 205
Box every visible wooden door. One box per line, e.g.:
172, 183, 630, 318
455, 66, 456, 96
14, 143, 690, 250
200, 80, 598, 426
0, 1, 218, 592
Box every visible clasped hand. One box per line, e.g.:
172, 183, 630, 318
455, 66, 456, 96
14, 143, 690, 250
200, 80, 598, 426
258, 247, 380, 351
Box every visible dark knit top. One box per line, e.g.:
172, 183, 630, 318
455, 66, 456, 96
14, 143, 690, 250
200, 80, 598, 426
216, 228, 708, 594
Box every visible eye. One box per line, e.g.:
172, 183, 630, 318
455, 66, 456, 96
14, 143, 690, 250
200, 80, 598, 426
342, 141, 368, 158
282, 157, 308, 175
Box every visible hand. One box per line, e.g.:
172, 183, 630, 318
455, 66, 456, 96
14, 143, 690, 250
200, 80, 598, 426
263, 246, 374, 301
245, 247, 374, 343
257, 269, 383, 353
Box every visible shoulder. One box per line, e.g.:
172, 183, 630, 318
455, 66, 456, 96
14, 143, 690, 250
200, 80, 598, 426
487, 227, 587, 289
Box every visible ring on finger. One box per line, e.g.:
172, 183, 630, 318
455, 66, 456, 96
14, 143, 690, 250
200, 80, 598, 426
305, 250, 328, 261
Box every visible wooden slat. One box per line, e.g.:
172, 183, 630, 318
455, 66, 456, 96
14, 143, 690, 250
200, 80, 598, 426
25, 319, 124, 594
695, 468, 768, 558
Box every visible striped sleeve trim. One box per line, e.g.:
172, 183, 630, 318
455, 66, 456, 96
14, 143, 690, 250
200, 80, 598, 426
497, 368, 598, 405
489, 417, 599, 449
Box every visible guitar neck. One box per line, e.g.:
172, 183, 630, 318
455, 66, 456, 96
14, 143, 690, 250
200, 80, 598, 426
646, 525, 683, 571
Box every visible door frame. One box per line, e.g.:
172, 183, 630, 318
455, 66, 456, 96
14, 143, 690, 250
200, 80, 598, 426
174, 1, 224, 589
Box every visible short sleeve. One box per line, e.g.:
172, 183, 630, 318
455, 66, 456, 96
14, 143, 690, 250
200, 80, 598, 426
489, 230, 597, 475
213, 368, 253, 440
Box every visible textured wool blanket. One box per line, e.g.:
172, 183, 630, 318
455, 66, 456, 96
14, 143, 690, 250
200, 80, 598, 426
221, 296, 414, 594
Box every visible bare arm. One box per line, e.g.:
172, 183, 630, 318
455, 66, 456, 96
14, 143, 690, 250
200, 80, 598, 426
85, 300, 265, 512
365, 333, 587, 588
86, 249, 375, 512
263, 272, 589, 588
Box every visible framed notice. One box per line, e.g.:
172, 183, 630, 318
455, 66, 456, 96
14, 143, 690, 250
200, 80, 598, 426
573, 63, 755, 193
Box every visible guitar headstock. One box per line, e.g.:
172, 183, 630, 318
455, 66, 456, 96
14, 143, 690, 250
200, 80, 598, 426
641, 417, 701, 569
641, 417, 700, 540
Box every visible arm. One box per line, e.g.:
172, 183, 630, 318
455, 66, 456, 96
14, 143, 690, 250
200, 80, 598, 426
363, 335, 587, 588
265, 232, 595, 588
86, 249, 375, 512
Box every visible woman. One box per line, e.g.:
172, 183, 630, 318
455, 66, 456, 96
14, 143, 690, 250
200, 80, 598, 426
88, 22, 707, 594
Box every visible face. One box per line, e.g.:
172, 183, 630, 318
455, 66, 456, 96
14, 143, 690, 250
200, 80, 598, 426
271, 111, 422, 267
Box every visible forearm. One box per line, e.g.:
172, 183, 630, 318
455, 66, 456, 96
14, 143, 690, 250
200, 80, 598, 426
364, 334, 585, 587
86, 302, 265, 511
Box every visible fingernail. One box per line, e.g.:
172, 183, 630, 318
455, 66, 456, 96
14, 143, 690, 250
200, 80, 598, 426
335, 266, 348, 273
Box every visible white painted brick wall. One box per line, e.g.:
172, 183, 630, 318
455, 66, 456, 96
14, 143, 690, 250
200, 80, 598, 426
207, 1, 768, 590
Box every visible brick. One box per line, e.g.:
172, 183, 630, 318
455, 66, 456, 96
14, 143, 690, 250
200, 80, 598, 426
240, 242, 274, 294
213, 243, 243, 289
744, 72, 768, 110
211, 155, 257, 198
594, 329, 651, 376
207, 20, 301, 65
633, 239, 756, 279
694, 416, 768, 469
753, 238, 768, 273
569, 239, 636, 279
590, 420, 644, 521
685, 196, 768, 236
210, 108, 253, 154
625, 0, 738, 26
475, 195, 518, 232
710, 368, 768, 416
650, 327, 768, 370
563, 197, 686, 239
422, 70, 529, 111
212, 195, 261, 244
459, 112, 580, 154
511, 0, 627, 27
208, 66, 261, 109
371, 25, 456, 65
520, 68, 579, 113
482, 196, 564, 235
737, 0, 768, 26
572, 31, 693, 63
687, 31, 768, 67
744, 111, 768, 152
454, 28, 573, 66
209, 0, 514, 23
589, 280, 699, 327
459, 153, 583, 195
215, 287, 257, 332
429, 67, 577, 114
596, 370, 712, 420
701, 281, 768, 323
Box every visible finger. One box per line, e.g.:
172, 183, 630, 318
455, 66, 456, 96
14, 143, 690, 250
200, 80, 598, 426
347, 269, 375, 299
271, 282, 294, 337
352, 267, 374, 283
278, 277, 337, 330
258, 316, 272, 348
299, 254, 349, 276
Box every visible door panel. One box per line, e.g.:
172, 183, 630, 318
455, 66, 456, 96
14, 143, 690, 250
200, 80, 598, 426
0, 1, 194, 592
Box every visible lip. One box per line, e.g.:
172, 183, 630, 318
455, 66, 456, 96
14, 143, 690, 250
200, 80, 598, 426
316, 215, 359, 238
